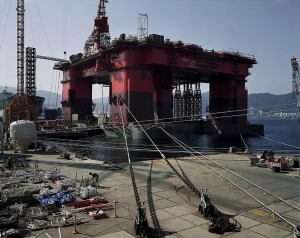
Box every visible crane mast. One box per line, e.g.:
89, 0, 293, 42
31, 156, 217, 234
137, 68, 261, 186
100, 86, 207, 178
291, 56, 300, 121
17, 0, 25, 97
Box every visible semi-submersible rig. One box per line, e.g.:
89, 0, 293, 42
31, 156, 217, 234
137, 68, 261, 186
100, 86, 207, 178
52, 0, 263, 139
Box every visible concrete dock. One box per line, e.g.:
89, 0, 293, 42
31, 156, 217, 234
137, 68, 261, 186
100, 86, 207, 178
8, 150, 298, 238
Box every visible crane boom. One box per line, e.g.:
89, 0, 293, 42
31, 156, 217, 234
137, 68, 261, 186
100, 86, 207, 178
291, 56, 300, 121
36, 55, 69, 62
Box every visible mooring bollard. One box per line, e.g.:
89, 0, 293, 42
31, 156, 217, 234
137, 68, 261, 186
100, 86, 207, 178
72, 215, 79, 234
113, 200, 118, 218
113, 189, 118, 218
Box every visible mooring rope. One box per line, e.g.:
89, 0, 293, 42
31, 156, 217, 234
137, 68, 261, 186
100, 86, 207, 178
237, 125, 249, 151
239, 125, 300, 150
160, 127, 298, 230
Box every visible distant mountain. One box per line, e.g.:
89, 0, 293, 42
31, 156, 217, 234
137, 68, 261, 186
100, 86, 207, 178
0, 86, 62, 108
92, 97, 109, 113
248, 92, 297, 113
1, 86, 296, 113
90, 91, 298, 114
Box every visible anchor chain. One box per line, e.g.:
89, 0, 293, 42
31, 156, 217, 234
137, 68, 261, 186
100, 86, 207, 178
209, 216, 241, 233
129, 164, 141, 208
164, 159, 201, 197
164, 158, 242, 233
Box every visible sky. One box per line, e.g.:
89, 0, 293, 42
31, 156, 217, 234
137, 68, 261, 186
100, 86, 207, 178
0, 0, 299, 100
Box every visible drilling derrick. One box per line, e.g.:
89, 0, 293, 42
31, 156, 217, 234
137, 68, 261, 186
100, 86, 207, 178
291, 56, 300, 121
84, 0, 110, 55
56, 0, 112, 122
5, 0, 37, 125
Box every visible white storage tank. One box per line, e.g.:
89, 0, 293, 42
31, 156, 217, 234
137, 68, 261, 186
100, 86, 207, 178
10, 120, 36, 152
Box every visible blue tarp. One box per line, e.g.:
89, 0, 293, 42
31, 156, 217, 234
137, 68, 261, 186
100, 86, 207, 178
38, 194, 59, 207
39, 190, 75, 207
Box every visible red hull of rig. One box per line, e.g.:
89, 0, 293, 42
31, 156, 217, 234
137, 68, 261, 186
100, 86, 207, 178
54, 1, 256, 129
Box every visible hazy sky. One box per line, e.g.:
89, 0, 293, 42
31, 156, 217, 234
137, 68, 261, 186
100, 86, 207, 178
0, 0, 299, 99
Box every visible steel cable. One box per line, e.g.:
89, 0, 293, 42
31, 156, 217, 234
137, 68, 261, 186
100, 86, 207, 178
27, 0, 35, 47
34, 0, 53, 57
119, 98, 216, 234
103, 103, 298, 127
237, 125, 249, 150
120, 98, 202, 197
160, 127, 298, 230
239, 124, 300, 150
0, 0, 9, 28
0, 0, 11, 54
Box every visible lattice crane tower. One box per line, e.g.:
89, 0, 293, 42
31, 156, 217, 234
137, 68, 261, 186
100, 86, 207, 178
4, 0, 37, 124
291, 56, 300, 119
17, 0, 25, 97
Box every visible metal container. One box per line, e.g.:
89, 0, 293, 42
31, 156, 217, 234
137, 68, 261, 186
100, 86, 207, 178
10, 120, 36, 152
249, 157, 259, 165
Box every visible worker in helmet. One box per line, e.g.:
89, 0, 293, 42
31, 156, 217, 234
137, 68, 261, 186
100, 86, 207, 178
89, 172, 99, 187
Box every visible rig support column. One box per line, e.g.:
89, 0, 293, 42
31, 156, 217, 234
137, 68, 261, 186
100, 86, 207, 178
61, 71, 93, 122
153, 88, 173, 122
110, 67, 154, 125
209, 79, 247, 125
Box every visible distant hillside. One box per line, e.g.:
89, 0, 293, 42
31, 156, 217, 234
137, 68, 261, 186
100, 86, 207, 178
0, 86, 62, 108
59, 91, 297, 114
92, 97, 109, 113
1, 86, 296, 113
248, 92, 297, 112
191, 91, 296, 113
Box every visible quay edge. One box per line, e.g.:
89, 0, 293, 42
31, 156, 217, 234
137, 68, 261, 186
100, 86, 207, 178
100, 121, 264, 139
172, 121, 264, 137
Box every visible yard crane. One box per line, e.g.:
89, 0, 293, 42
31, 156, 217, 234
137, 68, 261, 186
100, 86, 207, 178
4, 0, 37, 125
291, 56, 300, 121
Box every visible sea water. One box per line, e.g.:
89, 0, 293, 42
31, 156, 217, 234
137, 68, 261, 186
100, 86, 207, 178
58, 118, 300, 162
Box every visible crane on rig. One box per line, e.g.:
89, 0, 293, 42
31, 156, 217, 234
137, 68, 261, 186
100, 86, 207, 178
84, 0, 110, 55
291, 56, 300, 121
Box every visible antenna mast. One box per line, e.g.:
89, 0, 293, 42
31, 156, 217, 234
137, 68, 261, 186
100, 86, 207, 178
137, 13, 148, 40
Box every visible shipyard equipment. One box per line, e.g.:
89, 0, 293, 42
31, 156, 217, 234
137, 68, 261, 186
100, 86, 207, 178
10, 120, 37, 152
198, 189, 211, 218
134, 205, 149, 237
291, 57, 300, 121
